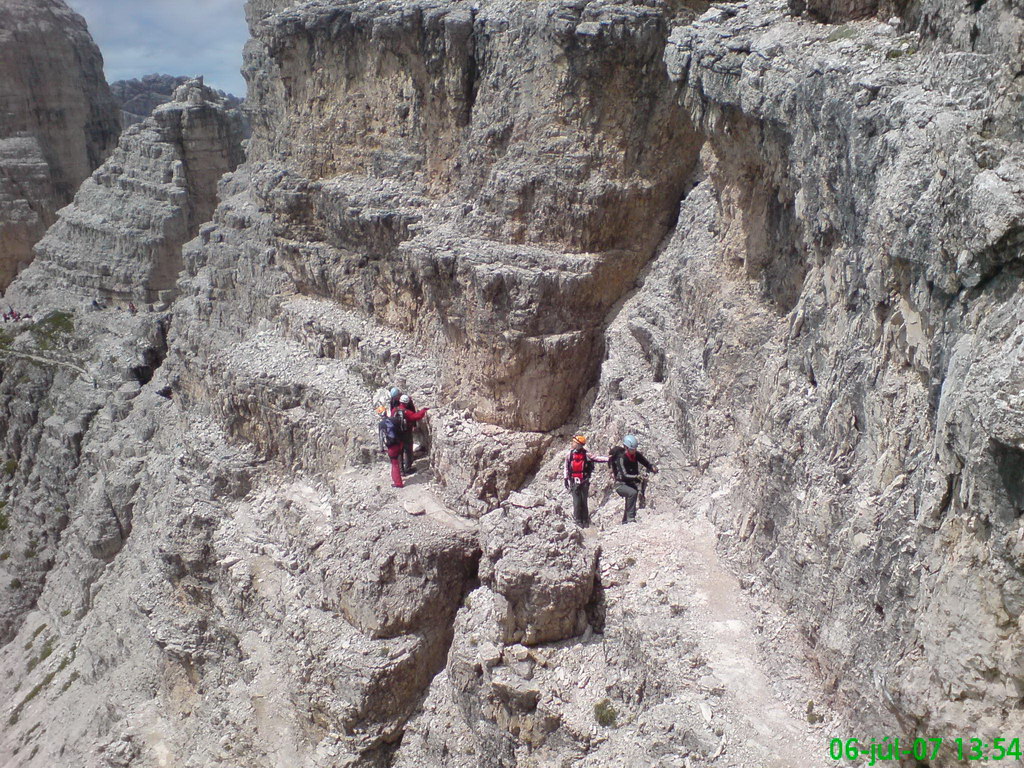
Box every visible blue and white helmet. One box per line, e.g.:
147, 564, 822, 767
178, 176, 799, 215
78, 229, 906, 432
389, 387, 401, 399
623, 435, 639, 450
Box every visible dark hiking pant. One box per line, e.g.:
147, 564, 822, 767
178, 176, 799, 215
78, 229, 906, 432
615, 481, 639, 523
570, 482, 590, 527
402, 434, 415, 473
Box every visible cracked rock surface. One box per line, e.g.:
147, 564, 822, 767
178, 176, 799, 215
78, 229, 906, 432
0, 0, 120, 289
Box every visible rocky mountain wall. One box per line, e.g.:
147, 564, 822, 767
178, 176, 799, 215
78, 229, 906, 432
110, 75, 245, 129
239, 0, 702, 432
1, 0, 1024, 765
669, 1, 1024, 743
0, 0, 120, 289
7, 81, 246, 309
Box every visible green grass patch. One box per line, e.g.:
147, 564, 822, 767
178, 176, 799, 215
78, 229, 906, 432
594, 698, 619, 728
10, 578, 22, 589
26, 637, 54, 673
29, 311, 74, 351
23, 624, 46, 651
8, 672, 51, 725
9, 648, 74, 724
0, 551, 9, 562
3, 459, 17, 476
826, 25, 857, 42
885, 44, 918, 59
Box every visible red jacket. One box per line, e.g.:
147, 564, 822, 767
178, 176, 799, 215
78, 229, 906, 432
393, 403, 428, 422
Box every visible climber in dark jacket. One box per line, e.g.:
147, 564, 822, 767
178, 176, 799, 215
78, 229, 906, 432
392, 394, 429, 474
389, 386, 415, 413
610, 434, 657, 524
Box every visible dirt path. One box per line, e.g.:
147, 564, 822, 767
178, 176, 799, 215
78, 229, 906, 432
591, 474, 842, 767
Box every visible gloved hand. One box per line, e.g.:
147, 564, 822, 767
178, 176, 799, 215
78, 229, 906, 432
652, 466, 659, 474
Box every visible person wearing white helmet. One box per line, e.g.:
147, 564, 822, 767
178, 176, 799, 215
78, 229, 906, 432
609, 434, 657, 524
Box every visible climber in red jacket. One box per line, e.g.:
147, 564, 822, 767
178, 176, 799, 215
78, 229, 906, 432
391, 394, 429, 475
563, 435, 607, 527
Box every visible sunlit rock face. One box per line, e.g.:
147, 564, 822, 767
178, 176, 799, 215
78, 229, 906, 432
8, 80, 246, 310
0, 0, 120, 290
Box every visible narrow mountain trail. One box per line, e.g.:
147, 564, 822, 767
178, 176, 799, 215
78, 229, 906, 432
586, 466, 846, 767
349, 444, 847, 766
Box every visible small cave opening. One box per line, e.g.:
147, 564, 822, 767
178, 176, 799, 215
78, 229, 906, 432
129, 318, 171, 386
991, 439, 1024, 518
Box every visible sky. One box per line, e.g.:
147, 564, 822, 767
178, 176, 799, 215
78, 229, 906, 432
67, 0, 250, 97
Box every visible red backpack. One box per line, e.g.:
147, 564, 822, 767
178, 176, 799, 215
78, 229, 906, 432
569, 450, 588, 482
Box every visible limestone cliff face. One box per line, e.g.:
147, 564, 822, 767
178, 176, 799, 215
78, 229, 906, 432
643, 0, 1024, 742
0, 0, 120, 289
2, 0, 1024, 765
8, 80, 246, 309
111, 75, 245, 128
239, 0, 700, 433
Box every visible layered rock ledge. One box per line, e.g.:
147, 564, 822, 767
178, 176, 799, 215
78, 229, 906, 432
0, 0, 119, 289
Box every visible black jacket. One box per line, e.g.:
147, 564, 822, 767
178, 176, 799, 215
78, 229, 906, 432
610, 447, 654, 486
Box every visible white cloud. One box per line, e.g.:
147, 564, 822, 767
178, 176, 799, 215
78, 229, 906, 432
67, 0, 249, 96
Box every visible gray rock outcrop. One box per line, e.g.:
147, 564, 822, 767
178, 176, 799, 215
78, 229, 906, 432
0, 0, 120, 289
110, 74, 245, 128
8, 80, 245, 309
478, 496, 598, 646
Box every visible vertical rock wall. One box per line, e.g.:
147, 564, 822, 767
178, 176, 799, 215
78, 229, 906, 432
0, 0, 120, 289
640, 0, 1024, 745
238, 0, 701, 432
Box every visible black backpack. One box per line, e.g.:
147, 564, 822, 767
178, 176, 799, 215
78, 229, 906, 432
609, 446, 626, 481
390, 406, 409, 435
379, 417, 401, 448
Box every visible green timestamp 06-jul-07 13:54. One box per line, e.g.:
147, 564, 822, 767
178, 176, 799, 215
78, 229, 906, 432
830, 736, 1024, 763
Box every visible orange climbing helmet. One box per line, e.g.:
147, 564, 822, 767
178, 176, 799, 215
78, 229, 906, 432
572, 434, 587, 446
